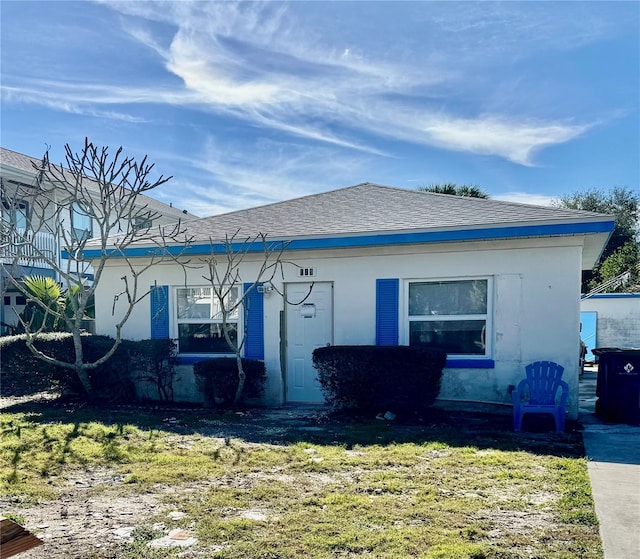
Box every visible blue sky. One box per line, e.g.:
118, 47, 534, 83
1, 1, 638, 216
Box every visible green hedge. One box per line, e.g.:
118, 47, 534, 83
0, 334, 175, 402
193, 358, 266, 406
312, 345, 446, 413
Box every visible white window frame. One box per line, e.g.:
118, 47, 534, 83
402, 276, 493, 359
172, 285, 243, 356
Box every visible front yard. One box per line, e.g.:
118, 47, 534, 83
0, 396, 601, 559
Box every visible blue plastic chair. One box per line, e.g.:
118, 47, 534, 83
512, 361, 569, 432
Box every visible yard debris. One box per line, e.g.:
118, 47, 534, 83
147, 528, 198, 549
112, 526, 135, 540
0, 516, 43, 558
239, 510, 267, 521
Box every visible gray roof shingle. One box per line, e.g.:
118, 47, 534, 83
183, 182, 612, 241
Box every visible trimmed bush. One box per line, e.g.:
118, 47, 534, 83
121, 338, 177, 402
0, 334, 174, 402
193, 358, 266, 406
312, 345, 446, 414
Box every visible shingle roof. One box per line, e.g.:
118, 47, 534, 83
0, 146, 192, 221
183, 182, 612, 241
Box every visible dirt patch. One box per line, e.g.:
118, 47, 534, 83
1, 392, 588, 558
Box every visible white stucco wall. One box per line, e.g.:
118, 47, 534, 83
93, 236, 584, 418
580, 294, 640, 349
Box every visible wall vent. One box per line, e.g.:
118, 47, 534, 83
298, 267, 316, 277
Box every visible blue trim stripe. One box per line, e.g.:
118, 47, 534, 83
176, 355, 211, 365
446, 358, 495, 369
79, 220, 615, 259
243, 282, 265, 360
376, 278, 399, 346
150, 285, 169, 339
583, 293, 640, 299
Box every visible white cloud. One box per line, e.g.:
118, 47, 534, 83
151, 136, 371, 215
4, 0, 610, 166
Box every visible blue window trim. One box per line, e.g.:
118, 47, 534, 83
150, 285, 169, 339
176, 355, 215, 365
77, 220, 614, 260
243, 282, 265, 360
446, 358, 495, 369
376, 278, 399, 346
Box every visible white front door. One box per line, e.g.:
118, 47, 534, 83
285, 282, 333, 403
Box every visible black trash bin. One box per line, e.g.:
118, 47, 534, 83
592, 348, 640, 424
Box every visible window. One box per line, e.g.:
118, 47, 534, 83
407, 279, 490, 356
71, 203, 92, 242
176, 286, 239, 354
133, 216, 153, 231
1, 198, 28, 229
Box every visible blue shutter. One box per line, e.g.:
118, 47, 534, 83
376, 278, 399, 346
244, 283, 264, 359
150, 285, 169, 339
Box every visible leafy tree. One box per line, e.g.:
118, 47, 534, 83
0, 139, 191, 400
417, 183, 489, 199
553, 186, 639, 293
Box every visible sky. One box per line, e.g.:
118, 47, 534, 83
1, 1, 638, 217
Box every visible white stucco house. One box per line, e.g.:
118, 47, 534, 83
580, 293, 640, 360
89, 183, 614, 419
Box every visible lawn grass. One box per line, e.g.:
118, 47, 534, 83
0, 401, 602, 558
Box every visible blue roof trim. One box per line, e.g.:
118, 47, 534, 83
80, 220, 615, 259
446, 358, 495, 369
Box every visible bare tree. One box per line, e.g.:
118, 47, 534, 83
200, 231, 311, 404
0, 139, 191, 400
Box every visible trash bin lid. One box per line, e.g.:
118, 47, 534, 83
592, 347, 640, 356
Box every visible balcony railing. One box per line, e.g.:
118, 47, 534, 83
0, 229, 57, 270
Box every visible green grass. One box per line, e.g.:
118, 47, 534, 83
0, 403, 602, 558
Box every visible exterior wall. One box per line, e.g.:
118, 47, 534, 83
580, 294, 640, 349
93, 236, 584, 418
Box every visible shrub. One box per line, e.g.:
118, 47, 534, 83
122, 338, 178, 402
312, 345, 446, 414
193, 358, 266, 406
0, 334, 175, 403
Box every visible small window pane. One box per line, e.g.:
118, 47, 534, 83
177, 288, 213, 319
71, 203, 92, 241
177, 287, 239, 320
178, 323, 237, 353
410, 320, 486, 355
409, 280, 487, 316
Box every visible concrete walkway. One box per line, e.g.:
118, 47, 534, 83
579, 369, 640, 559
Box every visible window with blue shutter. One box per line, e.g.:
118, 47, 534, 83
243, 283, 264, 359
150, 285, 169, 339
376, 278, 399, 346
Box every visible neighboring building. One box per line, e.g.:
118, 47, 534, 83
0, 146, 192, 334
88, 183, 614, 418
581, 294, 640, 360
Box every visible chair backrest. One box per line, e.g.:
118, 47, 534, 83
524, 361, 565, 405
